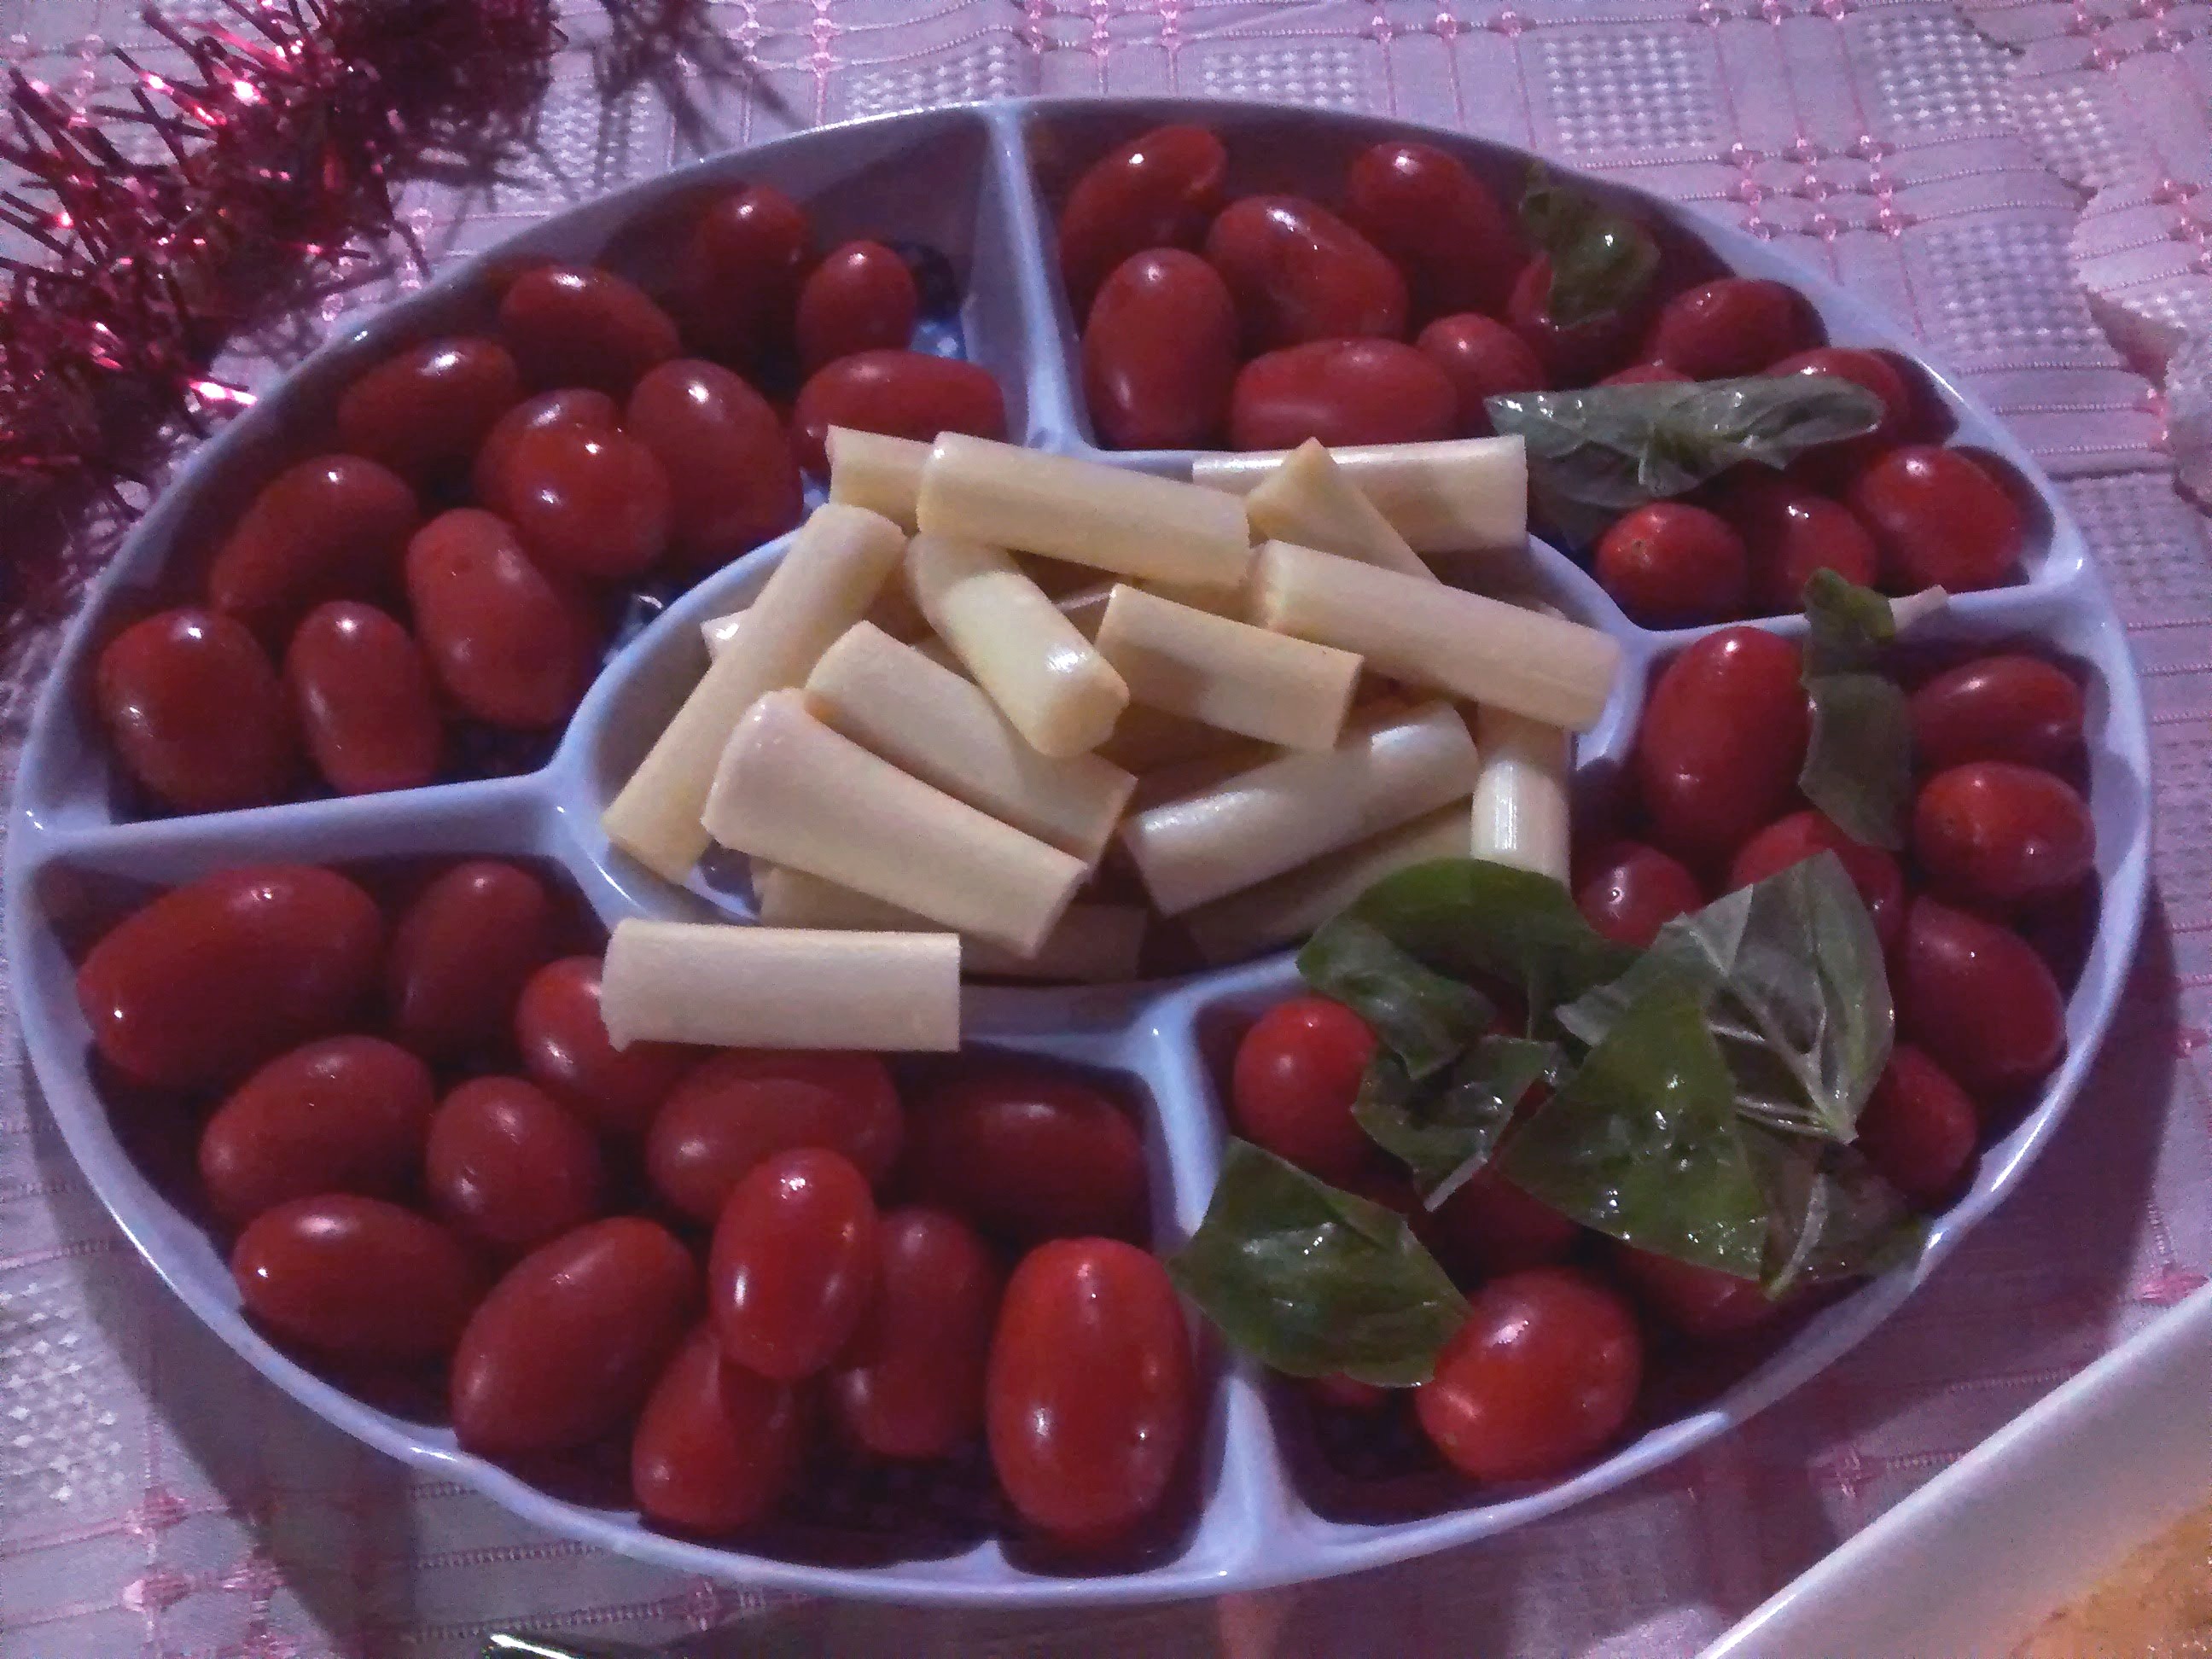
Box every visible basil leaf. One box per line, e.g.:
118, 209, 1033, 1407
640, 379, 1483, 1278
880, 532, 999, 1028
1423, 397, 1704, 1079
1520, 167, 1660, 329
1799, 569, 1916, 849
1499, 987, 1768, 1277
1802, 568, 1897, 675
1167, 1139, 1469, 1386
1353, 1037, 1559, 1202
1298, 915, 1494, 1081
1744, 1123, 1924, 1295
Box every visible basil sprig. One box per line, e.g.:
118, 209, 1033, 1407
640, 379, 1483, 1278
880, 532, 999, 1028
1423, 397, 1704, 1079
1798, 569, 1947, 850
1520, 167, 1660, 329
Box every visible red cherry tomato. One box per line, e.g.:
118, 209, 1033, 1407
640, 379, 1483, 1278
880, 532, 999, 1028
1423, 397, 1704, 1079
1769, 346, 1914, 441
987, 1237, 1194, 1545
711, 1148, 879, 1382
1909, 655, 2085, 771
626, 359, 805, 570
646, 1050, 901, 1224
1635, 627, 1810, 867
385, 860, 556, 1065
1228, 339, 1457, 451
96, 608, 295, 813
1612, 1245, 1777, 1338
1644, 278, 1814, 378
198, 1037, 435, 1225
1416, 1266, 1642, 1482
904, 1066, 1148, 1245
498, 265, 679, 394
1228, 996, 1377, 1182
1057, 125, 1227, 313
1575, 841, 1704, 949
283, 602, 441, 795
1428, 1166, 1581, 1279
336, 337, 521, 481
499, 424, 672, 580
1342, 141, 1523, 319
795, 241, 919, 372
677, 183, 815, 364
404, 509, 597, 730
1505, 256, 1646, 384
78, 866, 383, 1090
1594, 502, 1749, 626
1082, 248, 1239, 450
830, 1208, 1000, 1459
1203, 195, 1408, 350
234, 1196, 485, 1362
790, 350, 1007, 478
514, 955, 693, 1137
1307, 1373, 1390, 1412
1600, 362, 1691, 387
427, 1076, 604, 1251
1703, 471, 1879, 614
1415, 313, 1548, 435
1728, 810, 1905, 948
1913, 761, 2093, 909
471, 388, 621, 513
1847, 446, 2023, 592
1895, 896, 2065, 1095
207, 455, 419, 637
451, 1217, 697, 1457
1857, 1045, 1979, 1206
632, 1324, 807, 1534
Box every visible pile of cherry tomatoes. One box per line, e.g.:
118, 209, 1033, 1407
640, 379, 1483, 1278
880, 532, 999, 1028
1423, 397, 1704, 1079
73, 859, 1195, 1551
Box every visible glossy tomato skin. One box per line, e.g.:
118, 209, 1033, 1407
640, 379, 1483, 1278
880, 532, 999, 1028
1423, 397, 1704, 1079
1428, 1166, 1582, 1279
987, 1237, 1194, 1545
1728, 810, 1905, 948
1576, 841, 1705, 949
678, 183, 815, 364
451, 1217, 697, 1456
790, 350, 1007, 478
1848, 446, 2023, 592
1703, 471, 1880, 614
1342, 141, 1523, 319
905, 1066, 1148, 1245
1228, 339, 1457, 451
1895, 896, 2065, 1096
626, 359, 805, 572
97, 608, 295, 813
198, 1037, 435, 1225
795, 241, 919, 371
427, 1076, 604, 1251
1229, 996, 1377, 1182
336, 337, 522, 481
711, 1148, 879, 1383
1913, 761, 2094, 909
207, 455, 419, 637
1057, 125, 1228, 313
1082, 249, 1239, 450
1612, 1245, 1777, 1339
404, 509, 597, 731
500, 424, 672, 580
1857, 1045, 1979, 1206
1505, 257, 1646, 385
513, 955, 692, 1137
498, 265, 679, 394
1644, 278, 1814, 378
1203, 195, 1407, 350
79, 866, 383, 1090
1594, 502, 1749, 626
283, 602, 441, 796
471, 388, 621, 513
1415, 1266, 1643, 1482
1769, 346, 1914, 441
632, 1324, 807, 1534
646, 1050, 901, 1224
1909, 655, 2084, 771
234, 1196, 485, 1362
1415, 313, 1548, 435
385, 860, 555, 1065
830, 1207, 1000, 1459
1636, 627, 1810, 868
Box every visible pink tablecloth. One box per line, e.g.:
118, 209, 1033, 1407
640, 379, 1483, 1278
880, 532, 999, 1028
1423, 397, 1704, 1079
4, 3, 2210, 1655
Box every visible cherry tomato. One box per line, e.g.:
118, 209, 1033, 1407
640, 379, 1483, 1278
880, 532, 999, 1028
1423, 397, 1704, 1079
79, 866, 383, 1090
1644, 279, 1814, 378
626, 359, 804, 570
234, 1196, 484, 1362
1769, 346, 1914, 442
1909, 655, 2084, 771
386, 861, 556, 1065
1228, 996, 1377, 1182
1913, 761, 2093, 909
1635, 627, 1810, 867
1703, 471, 1879, 614
498, 265, 679, 393
830, 1208, 1000, 1459
499, 424, 671, 580
1342, 141, 1523, 319
1428, 1166, 1581, 1279
1057, 125, 1227, 312
198, 1036, 435, 1225
1612, 1245, 1777, 1338
1895, 896, 2065, 1095
1575, 841, 1704, 949
283, 602, 441, 796
1203, 195, 1407, 350
987, 1237, 1193, 1545
1505, 257, 1646, 384
677, 183, 814, 364
1082, 248, 1238, 450
451, 1217, 697, 1456
471, 388, 621, 513
1228, 339, 1457, 451
647, 1050, 901, 1223
1600, 362, 1691, 387
96, 608, 295, 813
1857, 1045, 1978, 1206
514, 955, 693, 1137
1307, 1373, 1390, 1412
790, 350, 1007, 478
1728, 810, 1905, 947
632, 1324, 807, 1534
1416, 314, 1548, 436
404, 509, 597, 730
795, 241, 919, 372
1848, 446, 2023, 592
1414, 1266, 1642, 1482
904, 1066, 1148, 1244
711, 1148, 879, 1382
207, 455, 419, 637
1594, 502, 1749, 626
336, 338, 522, 481
427, 1076, 604, 1251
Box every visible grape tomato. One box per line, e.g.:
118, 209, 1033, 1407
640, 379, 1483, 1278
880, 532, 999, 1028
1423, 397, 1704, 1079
499, 424, 672, 580
1634, 626, 1809, 867
1342, 141, 1523, 318
791, 350, 1006, 478
632, 1325, 807, 1534
284, 602, 441, 796
1895, 896, 2065, 1095
198, 1036, 435, 1225
795, 240, 919, 371
1229, 996, 1376, 1182
427, 1076, 604, 1251
1427, 1166, 1581, 1280
1769, 346, 1914, 440
830, 1207, 1000, 1460
498, 265, 679, 394
1057, 124, 1228, 311
1728, 810, 1905, 947
1913, 761, 2094, 908
1505, 256, 1644, 384
677, 183, 815, 364
905, 1065, 1148, 1244
1644, 278, 1814, 379
1848, 446, 2023, 593
336, 337, 521, 481
1081, 248, 1239, 450
646, 1049, 900, 1223
1909, 655, 2084, 771
1575, 841, 1704, 950
625, 359, 804, 569
1612, 1246, 1776, 1339
1415, 313, 1548, 436
1857, 1045, 1978, 1205
1703, 472, 1878, 614
96, 608, 295, 813
403, 509, 597, 731
387, 860, 556, 1065
1593, 502, 1748, 627
1229, 338, 1456, 451
207, 454, 419, 636
234, 1196, 484, 1362
471, 387, 621, 513
1204, 195, 1407, 350
514, 955, 692, 1137
710, 1147, 879, 1382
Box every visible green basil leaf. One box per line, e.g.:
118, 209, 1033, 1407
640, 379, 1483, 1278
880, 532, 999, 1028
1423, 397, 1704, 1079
1298, 915, 1494, 1080
1799, 569, 1915, 849
1499, 987, 1769, 1277
1520, 167, 1660, 329
1166, 1139, 1469, 1386
1744, 1123, 1924, 1295
1353, 1036, 1559, 1202
1802, 568, 1897, 676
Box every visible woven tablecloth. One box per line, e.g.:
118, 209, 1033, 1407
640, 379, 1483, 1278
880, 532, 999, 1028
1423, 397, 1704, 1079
4, 3, 2210, 1655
